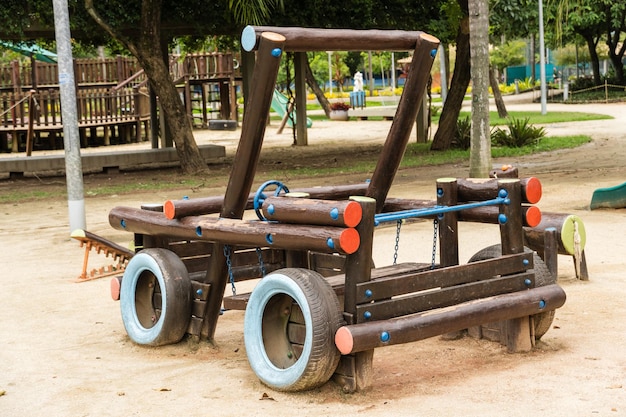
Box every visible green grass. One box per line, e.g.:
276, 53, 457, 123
452, 111, 611, 126
400, 135, 591, 168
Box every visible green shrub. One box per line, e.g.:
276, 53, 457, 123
452, 115, 471, 150
491, 117, 546, 147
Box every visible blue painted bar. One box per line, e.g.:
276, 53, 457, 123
374, 196, 507, 226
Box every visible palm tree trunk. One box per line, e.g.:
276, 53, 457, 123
468, 0, 491, 178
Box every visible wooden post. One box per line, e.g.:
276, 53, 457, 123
294, 52, 308, 146
366, 33, 440, 211
499, 179, 524, 256
149, 87, 159, 148
202, 32, 286, 341
26, 90, 36, 156
222, 32, 285, 219
497, 179, 532, 352
437, 178, 459, 267
333, 196, 376, 392
543, 227, 558, 281
415, 87, 428, 143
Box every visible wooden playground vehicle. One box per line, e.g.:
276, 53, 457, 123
103, 26, 572, 393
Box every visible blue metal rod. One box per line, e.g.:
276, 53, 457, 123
374, 197, 508, 226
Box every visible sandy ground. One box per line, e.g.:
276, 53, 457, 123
1, 100, 625, 416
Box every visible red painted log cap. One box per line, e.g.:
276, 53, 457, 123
335, 326, 353, 355
525, 177, 542, 204
164, 200, 176, 219
339, 228, 360, 254
525, 206, 542, 227
343, 201, 363, 227
110, 277, 122, 301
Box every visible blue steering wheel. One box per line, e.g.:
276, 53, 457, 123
253, 180, 290, 220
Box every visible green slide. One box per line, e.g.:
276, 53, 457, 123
590, 182, 626, 209
271, 89, 313, 128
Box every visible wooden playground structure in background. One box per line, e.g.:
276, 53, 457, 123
0, 52, 240, 154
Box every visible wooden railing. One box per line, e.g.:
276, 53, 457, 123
0, 87, 148, 129
0, 53, 240, 90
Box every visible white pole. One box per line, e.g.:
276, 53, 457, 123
327, 52, 333, 96
439, 44, 448, 104
538, 0, 547, 114
52, 0, 86, 232
391, 52, 396, 95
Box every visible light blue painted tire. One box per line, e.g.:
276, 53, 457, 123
244, 268, 343, 391
120, 248, 191, 346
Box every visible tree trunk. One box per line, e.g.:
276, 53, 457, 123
140, 54, 208, 174
305, 59, 331, 117
582, 32, 602, 85
468, 0, 491, 178
85, 0, 208, 175
489, 65, 508, 118
431, 2, 470, 151
606, 31, 625, 83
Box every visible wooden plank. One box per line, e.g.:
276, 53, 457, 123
355, 252, 532, 303
222, 261, 432, 311
355, 271, 535, 322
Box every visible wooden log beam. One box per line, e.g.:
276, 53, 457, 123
366, 33, 440, 211
523, 212, 586, 256
334, 284, 566, 355
241, 26, 437, 52
458, 205, 542, 227
164, 183, 369, 219
222, 32, 285, 219
109, 206, 360, 255
457, 177, 542, 204
261, 196, 362, 227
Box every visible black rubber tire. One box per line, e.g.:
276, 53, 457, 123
243, 268, 343, 391
468, 244, 556, 339
120, 248, 192, 346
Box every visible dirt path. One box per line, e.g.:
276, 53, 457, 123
1, 101, 625, 416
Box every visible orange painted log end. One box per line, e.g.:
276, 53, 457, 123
335, 326, 354, 355
339, 228, 360, 254
163, 200, 176, 219
525, 206, 542, 227
525, 177, 542, 204
343, 201, 363, 227
110, 276, 121, 301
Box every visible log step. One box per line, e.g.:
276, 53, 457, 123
334, 284, 566, 355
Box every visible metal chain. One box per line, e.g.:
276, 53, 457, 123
255, 247, 267, 277
223, 245, 236, 295
393, 219, 402, 265
431, 219, 439, 269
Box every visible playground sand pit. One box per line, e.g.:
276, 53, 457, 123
1, 102, 625, 416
